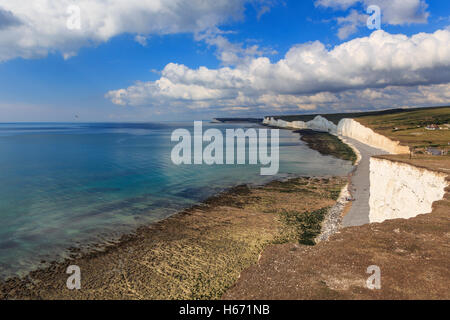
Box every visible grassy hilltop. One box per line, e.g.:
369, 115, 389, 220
356, 107, 450, 153
273, 106, 448, 124
275, 106, 450, 153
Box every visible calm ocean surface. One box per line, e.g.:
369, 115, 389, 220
0, 122, 353, 278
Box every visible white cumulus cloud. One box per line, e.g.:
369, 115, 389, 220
106, 28, 450, 113
0, 0, 275, 62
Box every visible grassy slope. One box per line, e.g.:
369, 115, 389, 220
273, 105, 449, 125
355, 107, 450, 152
275, 105, 450, 153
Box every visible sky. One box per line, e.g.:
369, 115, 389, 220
0, 0, 449, 122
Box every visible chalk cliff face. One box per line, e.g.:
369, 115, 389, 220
263, 116, 336, 132
369, 157, 448, 223
307, 116, 337, 133
290, 121, 307, 129
276, 119, 288, 128
262, 115, 448, 225
337, 119, 410, 154
263, 116, 410, 154
263, 117, 288, 128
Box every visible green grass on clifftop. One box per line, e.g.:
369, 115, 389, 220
356, 107, 450, 152
272, 105, 449, 125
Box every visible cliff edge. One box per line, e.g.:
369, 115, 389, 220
225, 110, 449, 299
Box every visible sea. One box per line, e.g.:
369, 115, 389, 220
0, 122, 353, 279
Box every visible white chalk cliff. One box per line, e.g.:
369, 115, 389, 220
369, 157, 448, 223
263, 115, 448, 224
263, 116, 410, 154
337, 119, 410, 154
263, 115, 337, 133
308, 116, 337, 133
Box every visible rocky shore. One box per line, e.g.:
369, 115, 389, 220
0, 176, 347, 300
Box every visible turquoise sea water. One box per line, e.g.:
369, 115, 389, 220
0, 122, 352, 279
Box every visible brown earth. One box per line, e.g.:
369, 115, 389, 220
0, 176, 345, 300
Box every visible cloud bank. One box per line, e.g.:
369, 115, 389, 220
106, 28, 450, 113
0, 0, 273, 62
1, 0, 446, 116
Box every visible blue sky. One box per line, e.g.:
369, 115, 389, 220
0, 0, 449, 122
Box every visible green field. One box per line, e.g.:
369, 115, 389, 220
356, 107, 450, 152
274, 105, 449, 126
275, 106, 450, 152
